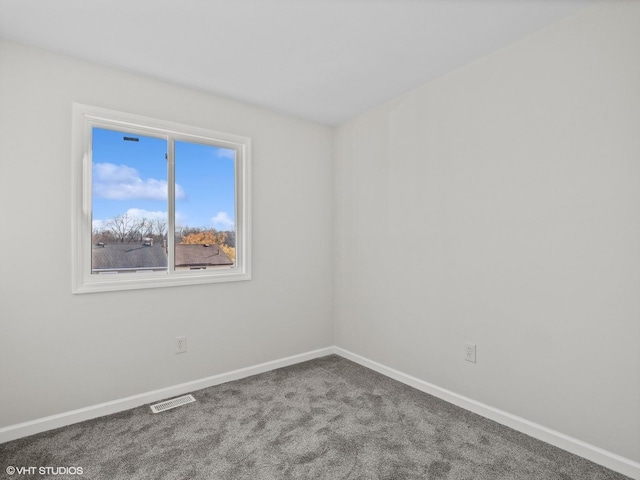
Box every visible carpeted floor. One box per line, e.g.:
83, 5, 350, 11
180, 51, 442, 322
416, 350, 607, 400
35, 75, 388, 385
0, 355, 631, 479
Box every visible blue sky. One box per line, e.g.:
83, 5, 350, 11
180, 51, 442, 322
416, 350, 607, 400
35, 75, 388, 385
91, 127, 235, 233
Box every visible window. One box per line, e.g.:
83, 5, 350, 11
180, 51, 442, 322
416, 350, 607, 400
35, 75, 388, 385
72, 104, 251, 293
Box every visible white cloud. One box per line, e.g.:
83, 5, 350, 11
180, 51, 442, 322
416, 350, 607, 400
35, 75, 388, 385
216, 147, 236, 160
211, 211, 234, 230
125, 208, 167, 222
93, 162, 185, 200
93, 209, 167, 230
92, 219, 106, 232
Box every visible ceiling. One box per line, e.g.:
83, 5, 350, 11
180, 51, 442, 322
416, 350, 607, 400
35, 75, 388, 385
0, 0, 598, 126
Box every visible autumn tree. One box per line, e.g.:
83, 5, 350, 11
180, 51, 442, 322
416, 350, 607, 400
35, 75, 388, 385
220, 244, 236, 262
181, 231, 218, 245
180, 229, 236, 262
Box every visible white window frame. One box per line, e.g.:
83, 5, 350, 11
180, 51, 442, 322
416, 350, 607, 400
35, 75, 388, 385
71, 103, 251, 294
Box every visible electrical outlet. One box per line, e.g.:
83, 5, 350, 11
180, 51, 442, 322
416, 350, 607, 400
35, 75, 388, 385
175, 336, 187, 354
464, 343, 476, 363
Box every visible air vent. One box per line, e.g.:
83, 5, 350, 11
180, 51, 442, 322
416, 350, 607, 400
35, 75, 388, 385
150, 394, 196, 413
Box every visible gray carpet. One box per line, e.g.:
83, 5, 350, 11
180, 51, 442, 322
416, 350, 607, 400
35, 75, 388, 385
0, 355, 631, 479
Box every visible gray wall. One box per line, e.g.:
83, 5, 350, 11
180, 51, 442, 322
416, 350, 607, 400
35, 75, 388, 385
0, 39, 334, 427
334, 0, 640, 462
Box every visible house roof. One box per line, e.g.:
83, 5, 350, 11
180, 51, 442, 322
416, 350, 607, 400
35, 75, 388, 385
92, 243, 167, 271
92, 242, 233, 271
174, 244, 233, 268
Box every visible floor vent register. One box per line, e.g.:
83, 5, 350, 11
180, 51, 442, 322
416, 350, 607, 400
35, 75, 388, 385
150, 394, 196, 413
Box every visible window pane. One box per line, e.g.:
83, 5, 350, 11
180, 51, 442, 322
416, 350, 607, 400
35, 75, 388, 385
91, 127, 168, 274
174, 140, 236, 270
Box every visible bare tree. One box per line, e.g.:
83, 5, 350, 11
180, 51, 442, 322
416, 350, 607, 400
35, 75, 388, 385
138, 218, 154, 241
224, 230, 236, 248
95, 214, 168, 244
92, 228, 114, 244
152, 218, 167, 240
105, 214, 133, 243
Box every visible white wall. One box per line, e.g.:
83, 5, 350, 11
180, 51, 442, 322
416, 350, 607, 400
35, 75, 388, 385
0, 39, 334, 427
334, 0, 640, 464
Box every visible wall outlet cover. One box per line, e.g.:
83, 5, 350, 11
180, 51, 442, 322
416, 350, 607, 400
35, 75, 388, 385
175, 336, 187, 354
465, 343, 476, 363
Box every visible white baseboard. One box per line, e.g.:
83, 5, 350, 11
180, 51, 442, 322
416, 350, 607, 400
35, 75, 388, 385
1, 345, 638, 479
0, 346, 334, 445
334, 347, 640, 480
